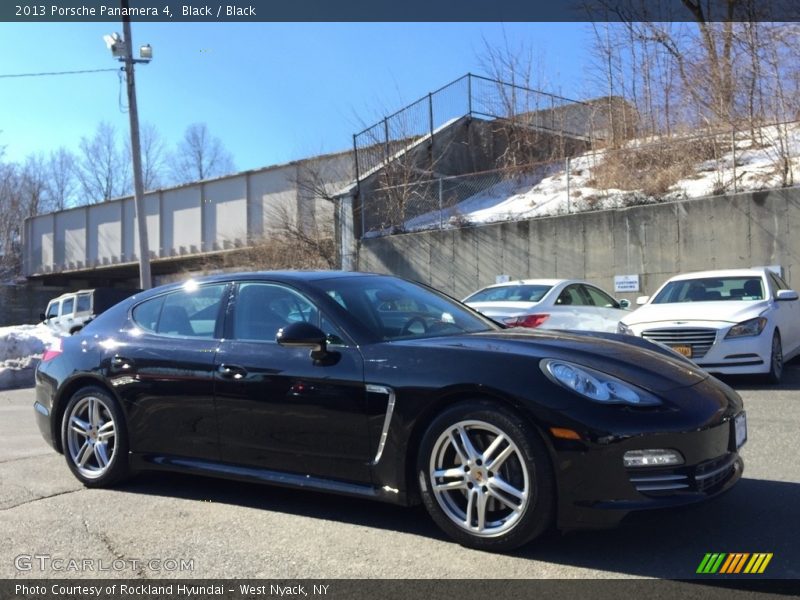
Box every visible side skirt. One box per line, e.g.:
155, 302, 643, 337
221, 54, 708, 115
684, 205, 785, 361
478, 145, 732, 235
129, 453, 409, 505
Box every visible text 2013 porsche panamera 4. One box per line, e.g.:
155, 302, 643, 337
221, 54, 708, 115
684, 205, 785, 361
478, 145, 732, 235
34, 271, 746, 551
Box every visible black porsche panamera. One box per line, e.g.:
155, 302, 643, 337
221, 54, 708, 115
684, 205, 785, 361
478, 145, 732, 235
34, 271, 747, 551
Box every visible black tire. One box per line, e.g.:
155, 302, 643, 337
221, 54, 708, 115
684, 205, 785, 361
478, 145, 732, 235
61, 386, 130, 487
416, 400, 555, 552
69, 326, 82, 335
764, 330, 783, 384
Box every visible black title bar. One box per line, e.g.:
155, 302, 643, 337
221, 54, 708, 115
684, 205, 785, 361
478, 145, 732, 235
2, 0, 800, 22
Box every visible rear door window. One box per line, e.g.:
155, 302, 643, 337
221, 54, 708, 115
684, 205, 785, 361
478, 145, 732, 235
132, 284, 227, 338
61, 297, 75, 316
76, 294, 91, 313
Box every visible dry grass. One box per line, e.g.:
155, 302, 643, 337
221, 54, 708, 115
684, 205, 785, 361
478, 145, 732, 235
593, 137, 726, 197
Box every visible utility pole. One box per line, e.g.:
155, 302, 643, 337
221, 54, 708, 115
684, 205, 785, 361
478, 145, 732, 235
122, 9, 152, 289
106, 0, 152, 288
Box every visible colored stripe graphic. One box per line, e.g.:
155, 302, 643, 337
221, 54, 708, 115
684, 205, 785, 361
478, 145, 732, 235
744, 553, 773, 574
697, 553, 726, 574
720, 553, 749, 573
698, 553, 773, 574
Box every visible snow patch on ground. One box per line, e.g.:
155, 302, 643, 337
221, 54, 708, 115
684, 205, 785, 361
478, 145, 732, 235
0, 323, 62, 389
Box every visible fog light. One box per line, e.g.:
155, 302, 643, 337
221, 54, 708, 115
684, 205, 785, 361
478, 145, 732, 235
623, 449, 684, 468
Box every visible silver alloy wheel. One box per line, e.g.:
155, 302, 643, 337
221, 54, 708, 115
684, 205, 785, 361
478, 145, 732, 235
429, 420, 530, 538
66, 395, 117, 479
771, 333, 783, 379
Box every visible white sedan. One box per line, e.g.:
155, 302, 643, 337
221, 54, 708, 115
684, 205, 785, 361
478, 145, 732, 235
619, 268, 800, 382
463, 279, 630, 333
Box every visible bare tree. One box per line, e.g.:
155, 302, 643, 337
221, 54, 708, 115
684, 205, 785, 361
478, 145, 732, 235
0, 161, 23, 273
44, 147, 77, 211
127, 122, 167, 191
0, 154, 51, 275
75, 121, 131, 203
169, 123, 235, 184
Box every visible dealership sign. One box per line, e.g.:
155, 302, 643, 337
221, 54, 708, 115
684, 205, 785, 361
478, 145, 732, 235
614, 274, 640, 293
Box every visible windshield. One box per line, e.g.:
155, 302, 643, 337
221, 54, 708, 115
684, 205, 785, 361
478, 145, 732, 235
316, 276, 497, 341
652, 277, 765, 303
464, 284, 552, 303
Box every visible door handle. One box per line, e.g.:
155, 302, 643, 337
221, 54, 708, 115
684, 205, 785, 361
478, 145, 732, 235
218, 364, 248, 380
110, 355, 135, 372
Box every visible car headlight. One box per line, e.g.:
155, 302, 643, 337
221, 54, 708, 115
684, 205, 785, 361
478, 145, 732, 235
617, 322, 633, 335
725, 316, 767, 339
540, 359, 661, 406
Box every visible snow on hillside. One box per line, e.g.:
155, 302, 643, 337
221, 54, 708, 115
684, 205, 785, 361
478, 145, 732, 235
0, 323, 61, 389
404, 122, 800, 232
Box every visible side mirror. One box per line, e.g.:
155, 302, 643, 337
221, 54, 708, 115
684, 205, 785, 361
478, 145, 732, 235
636, 296, 650, 306
618, 299, 631, 309
277, 322, 328, 361
40, 313, 47, 321
776, 289, 799, 301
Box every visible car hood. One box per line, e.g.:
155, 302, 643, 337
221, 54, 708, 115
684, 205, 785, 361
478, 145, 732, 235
404, 328, 708, 393
623, 300, 768, 326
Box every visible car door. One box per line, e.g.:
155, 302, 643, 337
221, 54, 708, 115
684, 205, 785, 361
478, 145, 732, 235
44, 300, 60, 330
581, 284, 628, 332
118, 282, 229, 461
58, 296, 75, 334
214, 281, 372, 484
549, 284, 600, 330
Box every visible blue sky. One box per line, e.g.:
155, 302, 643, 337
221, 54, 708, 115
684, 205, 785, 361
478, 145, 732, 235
0, 22, 593, 172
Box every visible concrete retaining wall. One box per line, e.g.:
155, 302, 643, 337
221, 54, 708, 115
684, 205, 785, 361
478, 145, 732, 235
358, 188, 800, 300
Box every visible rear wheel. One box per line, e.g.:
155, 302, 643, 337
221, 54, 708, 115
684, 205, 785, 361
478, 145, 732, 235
61, 386, 130, 487
764, 330, 783, 384
417, 401, 554, 551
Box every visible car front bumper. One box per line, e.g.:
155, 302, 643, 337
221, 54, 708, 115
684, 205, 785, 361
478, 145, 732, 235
553, 410, 745, 531
627, 322, 772, 375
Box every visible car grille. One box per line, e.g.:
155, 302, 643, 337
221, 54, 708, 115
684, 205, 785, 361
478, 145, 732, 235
641, 328, 718, 359
628, 453, 738, 496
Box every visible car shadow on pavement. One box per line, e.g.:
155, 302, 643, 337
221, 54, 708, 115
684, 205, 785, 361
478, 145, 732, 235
121, 472, 799, 580
519, 477, 800, 581
119, 470, 446, 539
717, 358, 800, 392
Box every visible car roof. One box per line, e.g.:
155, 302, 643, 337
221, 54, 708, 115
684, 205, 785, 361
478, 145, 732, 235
187, 270, 381, 284
136, 270, 386, 296
473, 279, 579, 290
666, 268, 770, 281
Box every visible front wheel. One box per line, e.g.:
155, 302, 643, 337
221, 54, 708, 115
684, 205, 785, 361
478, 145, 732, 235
61, 386, 130, 487
417, 401, 554, 551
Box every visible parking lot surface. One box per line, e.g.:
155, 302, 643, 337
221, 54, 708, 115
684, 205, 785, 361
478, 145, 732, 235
2, 364, 799, 580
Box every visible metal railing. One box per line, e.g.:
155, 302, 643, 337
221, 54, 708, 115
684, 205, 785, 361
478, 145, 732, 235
352, 73, 590, 185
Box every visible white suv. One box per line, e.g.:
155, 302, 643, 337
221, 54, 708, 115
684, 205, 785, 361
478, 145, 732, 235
619, 268, 800, 383
41, 288, 138, 335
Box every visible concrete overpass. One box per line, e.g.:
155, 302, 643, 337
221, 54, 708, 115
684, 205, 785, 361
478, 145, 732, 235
22, 151, 353, 286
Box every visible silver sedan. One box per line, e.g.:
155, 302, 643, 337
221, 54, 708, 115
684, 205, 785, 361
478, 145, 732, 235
463, 279, 630, 332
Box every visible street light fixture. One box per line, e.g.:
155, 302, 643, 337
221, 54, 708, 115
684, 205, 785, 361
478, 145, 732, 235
104, 12, 152, 289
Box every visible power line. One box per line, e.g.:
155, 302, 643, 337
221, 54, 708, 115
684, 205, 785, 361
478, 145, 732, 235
0, 67, 119, 79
